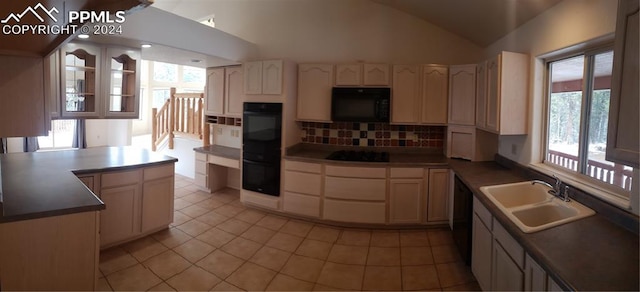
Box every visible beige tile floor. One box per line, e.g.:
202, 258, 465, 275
97, 174, 480, 291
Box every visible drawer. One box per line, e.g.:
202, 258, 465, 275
209, 155, 240, 169
284, 160, 322, 174
284, 171, 322, 196
323, 199, 385, 223
283, 192, 320, 218
473, 197, 493, 229
325, 165, 386, 178
493, 218, 525, 269
102, 169, 141, 188
325, 177, 386, 200
143, 164, 174, 181
195, 160, 207, 174
195, 152, 207, 162
195, 173, 207, 188
390, 167, 424, 178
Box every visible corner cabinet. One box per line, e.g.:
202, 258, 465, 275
297, 64, 334, 122
448, 64, 476, 126
58, 42, 141, 119
606, 0, 639, 168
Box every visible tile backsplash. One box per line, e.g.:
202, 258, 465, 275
300, 122, 445, 149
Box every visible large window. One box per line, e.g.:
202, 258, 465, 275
545, 49, 633, 195
38, 120, 76, 149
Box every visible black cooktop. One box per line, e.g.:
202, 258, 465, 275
326, 150, 390, 162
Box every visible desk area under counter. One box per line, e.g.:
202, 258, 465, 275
193, 145, 241, 192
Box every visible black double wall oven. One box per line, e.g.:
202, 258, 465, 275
242, 102, 282, 196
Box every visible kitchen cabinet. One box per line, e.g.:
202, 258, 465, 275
389, 168, 425, 224
493, 239, 524, 291
475, 61, 487, 128
297, 64, 334, 121
98, 164, 175, 248
283, 160, 322, 218
244, 60, 283, 95
447, 125, 498, 161
0, 55, 47, 137
481, 52, 528, 134
391, 64, 421, 124
472, 198, 493, 291
427, 168, 449, 222
205, 66, 243, 117
448, 64, 476, 126
323, 165, 386, 223
525, 254, 547, 291
335, 63, 390, 86
195, 151, 209, 191
104, 47, 141, 118
421, 65, 449, 125
606, 0, 639, 168
60, 42, 101, 118
46, 51, 61, 121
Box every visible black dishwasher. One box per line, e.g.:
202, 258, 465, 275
452, 175, 473, 265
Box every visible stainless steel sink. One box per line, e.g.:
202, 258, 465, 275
480, 182, 595, 233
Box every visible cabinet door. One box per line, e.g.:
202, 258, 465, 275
447, 125, 474, 160
244, 61, 263, 94
262, 60, 283, 94
225, 66, 244, 117
363, 64, 390, 86
472, 214, 493, 291
492, 240, 524, 291
392, 65, 420, 124
100, 184, 140, 246
335, 64, 362, 86
389, 178, 424, 223
606, 0, 639, 168
427, 168, 449, 222
45, 51, 61, 120
475, 61, 487, 129
141, 177, 174, 233
60, 43, 101, 118
205, 68, 224, 115
0, 55, 46, 137
104, 47, 141, 118
421, 65, 448, 124
524, 254, 547, 291
297, 64, 333, 121
486, 55, 501, 132
448, 65, 476, 125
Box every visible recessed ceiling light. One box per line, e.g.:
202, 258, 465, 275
78, 34, 89, 39
141, 44, 152, 48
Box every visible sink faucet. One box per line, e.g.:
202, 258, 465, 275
531, 175, 570, 201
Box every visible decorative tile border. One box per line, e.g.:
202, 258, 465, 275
300, 122, 445, 149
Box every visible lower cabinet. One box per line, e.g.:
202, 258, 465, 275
427, 168, 450, 222
389, 178, 424, 223
525, 254, 547, 291
472, 213, 493, 291
283, 160, 322, 218
492, 239, 524, 291
96, 163, 175, 248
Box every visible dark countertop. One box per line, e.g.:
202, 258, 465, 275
285, 143, 449, 166
194, 145, 241, 160
0, 146, 178, 224
448, 159, 639, 291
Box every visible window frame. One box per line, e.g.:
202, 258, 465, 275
542, 43, 631, 199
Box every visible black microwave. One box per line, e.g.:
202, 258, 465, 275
331, 87, 390, 122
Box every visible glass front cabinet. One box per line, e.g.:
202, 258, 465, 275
58, 43, 140, 119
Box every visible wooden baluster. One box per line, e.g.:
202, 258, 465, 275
151, 108, 157, 151
169, 88, 176, 149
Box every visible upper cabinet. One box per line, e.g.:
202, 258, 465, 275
391, 65, 420, 124
205, 65, 244, 117
0, 55, 47, 137
421, 65, 449, 125
297, 64, 334, 122
335, 63, 390, 86
480, 52, 528, 135
60, 43, 101, 118
475, 61, 487, 128
57, 42, 141, 119
606, 0, 639, 168
448, 64, 476, 126
104, 47, 141, 118
244, 60, 283, 95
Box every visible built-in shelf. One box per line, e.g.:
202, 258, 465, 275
206, 115, 242, 126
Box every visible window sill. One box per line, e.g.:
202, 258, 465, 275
529, 163, 632, 211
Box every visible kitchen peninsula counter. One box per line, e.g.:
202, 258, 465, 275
0, 146, 178, 223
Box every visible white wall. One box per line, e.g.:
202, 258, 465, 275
176, 0, 483, 64
483, 0, 618, 165
86, 120, 132, 147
